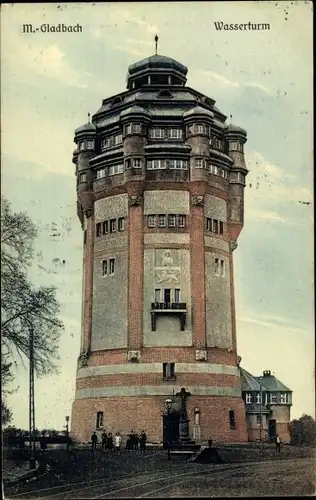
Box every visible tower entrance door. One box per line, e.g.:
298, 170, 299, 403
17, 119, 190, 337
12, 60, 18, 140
268, 419, 276, 441
162, 412, 180, 446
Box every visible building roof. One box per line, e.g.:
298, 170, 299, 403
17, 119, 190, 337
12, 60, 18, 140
120, 105, 151, 118
75, 121, 97, 134
183, 105, 214, 119
127, 54, 188, 77
225, 123, 247, 136
240, 367, 267, 392
254, 375, 292, 392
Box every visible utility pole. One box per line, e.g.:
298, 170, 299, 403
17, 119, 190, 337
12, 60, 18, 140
29, 327, 36, 469
259, 376, 263, 459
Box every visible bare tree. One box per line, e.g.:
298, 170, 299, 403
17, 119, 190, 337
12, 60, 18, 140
1, 196, 64, 377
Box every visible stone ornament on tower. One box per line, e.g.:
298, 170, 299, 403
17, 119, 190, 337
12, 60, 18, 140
129, 195, 143, 206
195, 349, 207, 361
231, 240, 238, 252
83, 208, 93, 218
127, 350, 141, 363
191, 195, 204, 207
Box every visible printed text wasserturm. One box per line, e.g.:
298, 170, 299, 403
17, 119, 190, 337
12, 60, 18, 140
214, 22, 270, 31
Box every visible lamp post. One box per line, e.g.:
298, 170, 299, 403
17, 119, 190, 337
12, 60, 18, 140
164, 398, 172, 460
65, 416, 70, 452
29, 327, 36, 470
259, 376, 263, 459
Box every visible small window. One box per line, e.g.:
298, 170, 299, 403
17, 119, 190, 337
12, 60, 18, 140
256, 414, 261, 425
109, 258, 115, 275
256, 393, 262, 405
111, 97, 122, 106
158, 89, 172, 98
133, 158, 142, 168
214, 258, 219, 275
178, 215, 186, 228
155, 289, 161, 302
79, 142, 85, 151
151, 128, 164, 139
83, 230, 87, 245
174, 289, 180, 303
213, 219, 219, 233
245, 393, 252, 404
210, 165, 218, 176
124, 124, 131, 135
96, 411, 104, 428
195, 124, 204, 134
163, 362, 175, 379
229, 410, 236, 429
237, 173, 244, 184
269, 393, 277, 404
168, 214, 176, 228
148, 215, 156, 228
132, 123, 141, 134
115, 134, 123, 145
86, 140, 94, 150
102, 260, 107, 276
110, 219, 116, 233
220, 260, 225, 277
230, 142, 238, 151
125, 158, 131, 169
206, 218, 212, 231
219, 221, 224, 234
96, 169, 106, 180
96, 223, 102, 237
79, 173, 87, 183
164, 289, 171, 304
158, 215, 166, 227
169, 129, 182, 139
280, 393, 287, 404
195, 158, 204, 169
118, 217, 125, 232
102, 220, 109, 235
168, 160, 175, 169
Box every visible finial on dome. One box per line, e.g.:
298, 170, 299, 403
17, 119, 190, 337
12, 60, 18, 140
88, 112, 91, 123
229, 114, 233, 124
154, 34, 159, 55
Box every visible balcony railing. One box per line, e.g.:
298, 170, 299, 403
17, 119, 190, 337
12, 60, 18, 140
150, 302, 187, 331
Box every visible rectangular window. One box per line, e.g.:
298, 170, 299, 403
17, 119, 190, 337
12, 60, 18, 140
169, 129, 182, 139
132, 123, 141, 133
168, 160, 175, 169
86, 140, 94, 150
210, 165, 218, 176
219, 221, 224, 234
245, 393, 252, 404
124, 124, 131, 135
118, 217, 125, 232
147, 215, 156, 228
168, 214, 176, 228
110, 219, 116, 233
174, 289, 180, 303
109, 258, 115, 275
79, 141, 85, 151
237, 173, 244, 183
115, 134, 123, 145
220, 259, 225, 277
256, 414, 261, 425
96, 168, 106, 179
269, 393, 277, 404
158, 215, 166, 227
102, 260, 108, 276
96, 222, 102, 237
109, 164, 124, 176
215, 139, 222, 149
280, 393, 288, 404
79, 173, 87, 183
195, 124, 204, 134
229, 410, 236, 429
230, 142, 238, 151
206, 217, 212, 231
163, 362, 175, 379
96, 411, 104, 428
215, 258, 219, 275
195, 158, 204, 169
256, 393, 262, 405
212, 219, 219, 233
125, 158, 131, 169
164, 289, 171, 304
151, 128, 164, 139
84, 230, 87, 245
133, 158, 142, 168
178, 215, 186, 228
155, 289, 161, 302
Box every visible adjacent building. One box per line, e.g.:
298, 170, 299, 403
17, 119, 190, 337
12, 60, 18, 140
71, 48, 250, 444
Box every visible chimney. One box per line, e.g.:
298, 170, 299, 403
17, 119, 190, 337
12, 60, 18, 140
263, 370, 271, 377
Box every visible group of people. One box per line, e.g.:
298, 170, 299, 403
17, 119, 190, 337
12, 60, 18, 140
91, 430, 147, 454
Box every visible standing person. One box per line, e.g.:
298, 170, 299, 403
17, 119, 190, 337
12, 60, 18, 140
107, 432, 114, 452
101, 431, 108, 450
115, 432, 122, 455
91, 431, 98, 451
139, 430, 147, 454
130, 430, 135, 451
40, 432, 47, 453
275, 434, 281, 452
134, 432, 139, 451
126, 433, 131, 452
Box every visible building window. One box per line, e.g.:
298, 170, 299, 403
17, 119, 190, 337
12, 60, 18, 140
168, 214, 176, 228
280, 393, 288, 404
109, 258, 115, 275
237, 172, 244, 183
230, 142, 238, 151
96, 411, 104, 428
220, 259, 225, 277
109, 164, 124, 176
133, 158, 142, 168
124, 124, 131, 135
79, 173, 87, 183
175, 160, 187, 170
86, 140, 95, 150
269, 393, 277, 404
96, 222, 102, 237
229, 410, 236, 429
206, 217, 212, 231
214, 258, 220, 275
219, 221, 224, 234
168, 160, 175, 169
195, 158, 204, 169
163, 362, 175, 380
178, 215, 186, 228
195, 124, 205, 134
132, 123, 141, 133
96, 168, 106, 179
147, 215, 156, 228
213, 219, 219, 233
209, 165, 219, 176
102, 260, 108, 276
110, 219, 116, 233
147, 160, 166, 170
118, 217, 125, 232
256, 393, 262, 405
174, 289, 180, 303
102, 220, 109, 235
256, 414, 261, 425
164, 289, 171, 303
245, 393, 252, 404
155, 289, 161, 302
115, 134, 123, 145
150, 128, 165, 139
79, 141, 85, 151
169, 129, 182, 139
125, 158, 131, 169
158, 215, 166, 227
83, 230, 87, 245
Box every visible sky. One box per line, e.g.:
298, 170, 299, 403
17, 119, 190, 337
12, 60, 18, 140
1, 1, 314, 431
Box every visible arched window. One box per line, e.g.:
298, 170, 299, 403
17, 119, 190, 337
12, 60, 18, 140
111, 96, 123, 106
158, 89, 173, 98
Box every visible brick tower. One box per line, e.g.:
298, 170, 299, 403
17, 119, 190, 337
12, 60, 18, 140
71, 49, 249, 443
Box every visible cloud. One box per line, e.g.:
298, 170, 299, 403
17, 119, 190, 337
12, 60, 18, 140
238, 314, 307, 334
247, 208, 289, 224
196, 70, 271, 95
113, 45, 148, 58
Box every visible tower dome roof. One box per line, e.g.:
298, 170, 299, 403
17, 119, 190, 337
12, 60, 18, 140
183, 105, 214, 119
120, 105, 151, 118
75, 121, 96, 135
225, 123, 247, 136
127, 54, 188, 77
